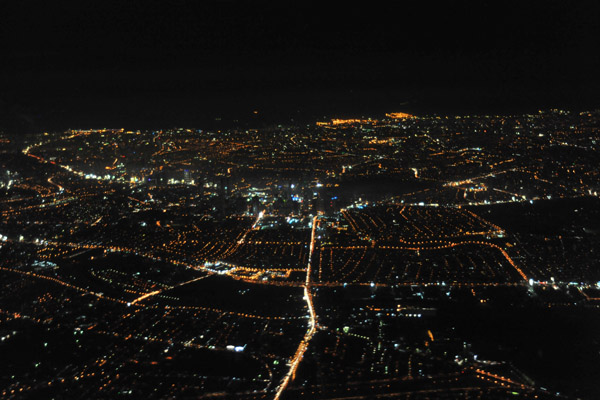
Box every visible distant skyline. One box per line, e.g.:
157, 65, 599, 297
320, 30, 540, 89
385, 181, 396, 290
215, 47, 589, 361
2, 1, 600, 131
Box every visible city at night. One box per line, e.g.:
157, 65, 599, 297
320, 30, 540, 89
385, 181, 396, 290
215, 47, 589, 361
2, 2, 600, 400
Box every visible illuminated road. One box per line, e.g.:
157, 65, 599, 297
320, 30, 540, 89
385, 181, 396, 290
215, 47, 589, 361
222, 210, 265, 258
252, 210, 265, 230
128, 290, 162, 305
129, 275, 208, 305
274, 215, 318, 400
47, 176, 65, 192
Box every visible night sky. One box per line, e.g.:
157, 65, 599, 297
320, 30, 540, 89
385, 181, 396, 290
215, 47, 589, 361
2, 1, 600, 132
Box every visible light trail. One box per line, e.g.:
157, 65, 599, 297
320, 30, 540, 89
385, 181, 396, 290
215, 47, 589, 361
129, 290, 161, 305
472, 367, 527, 388
47, 176, 65, 192
90, 216, 103, 226
252, 210, 265, 230
238, 210, 264, 245
221, 210, 265, 258
129, 275, 208, 305
274, 215, 318, 400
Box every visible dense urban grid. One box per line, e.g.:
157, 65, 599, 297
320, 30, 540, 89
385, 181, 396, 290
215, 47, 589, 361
1, 110, 600, 399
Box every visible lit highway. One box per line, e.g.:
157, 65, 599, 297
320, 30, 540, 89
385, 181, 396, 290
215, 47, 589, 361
274, 215, 319, 400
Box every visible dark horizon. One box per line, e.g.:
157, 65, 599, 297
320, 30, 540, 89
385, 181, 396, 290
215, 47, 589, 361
2, 1, 600, 132
3, 71, 599, 133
